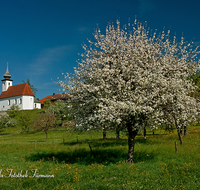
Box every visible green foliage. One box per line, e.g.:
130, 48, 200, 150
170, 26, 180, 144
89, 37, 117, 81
190, 71, 200, 99
43, 99, 51, 108
9, 104, 20, 117
16, 111, 33, 132
46, 100, 72, 126
10, 104, 20, 111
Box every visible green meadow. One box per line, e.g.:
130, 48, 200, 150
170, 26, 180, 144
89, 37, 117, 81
0, 115, 200, 190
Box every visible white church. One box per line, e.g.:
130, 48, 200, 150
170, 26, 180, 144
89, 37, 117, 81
0, 64, 41, 111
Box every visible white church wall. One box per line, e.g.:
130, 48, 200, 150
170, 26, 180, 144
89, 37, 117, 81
21, 96, 34, 110
0, 95, 35, 111
34, 103, 41, 109
2, 80, 12, 92
0, 95, 23, 111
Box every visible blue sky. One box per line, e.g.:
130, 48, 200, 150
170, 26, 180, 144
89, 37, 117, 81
0, 0, 200, 99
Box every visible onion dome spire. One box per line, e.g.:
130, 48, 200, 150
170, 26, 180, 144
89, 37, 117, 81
3, 62, 11, 79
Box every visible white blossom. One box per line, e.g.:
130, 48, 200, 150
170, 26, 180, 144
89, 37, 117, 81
58, 20, 200, 162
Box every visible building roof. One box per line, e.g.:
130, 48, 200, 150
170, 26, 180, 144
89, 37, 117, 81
34, 98, 41, 103
0, 83, 35, 99
48, 93, 69, 101
40, 93, 68, 104
39, 95, 52, 104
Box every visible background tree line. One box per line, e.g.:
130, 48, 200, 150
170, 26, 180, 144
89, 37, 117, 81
0, 100, 72, 142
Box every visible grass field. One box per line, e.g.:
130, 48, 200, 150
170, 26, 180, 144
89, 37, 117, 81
0, 123, 199, 190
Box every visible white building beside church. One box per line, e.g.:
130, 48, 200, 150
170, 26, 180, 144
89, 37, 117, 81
0, 64, 41, 110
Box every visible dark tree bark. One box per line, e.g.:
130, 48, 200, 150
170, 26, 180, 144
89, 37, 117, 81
88, 144, 95, 158
175, 141, 178, 153
126, 122, 138, 163
184, 126, 189, 136
61, 119, 64, 127
116, 129, 120, 139
177, 127, 183, 144
103, 127, 106, 140
144, 127, 147, 140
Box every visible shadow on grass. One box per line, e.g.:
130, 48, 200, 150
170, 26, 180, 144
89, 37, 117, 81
63, 138, 128, 147
0, 133, 12, 135
27, 131, 35, 134
26, 148, 155, 165
136, 133, 177, 145
63, 136, 167, 147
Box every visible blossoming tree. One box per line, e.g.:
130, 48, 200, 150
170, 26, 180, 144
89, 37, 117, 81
59, 20, 200, 163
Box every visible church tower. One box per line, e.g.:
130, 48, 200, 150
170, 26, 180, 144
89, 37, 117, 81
2, 63, 13, 92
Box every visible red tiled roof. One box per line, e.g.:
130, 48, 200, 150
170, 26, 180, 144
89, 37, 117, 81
40, 93, 68, 104
39, 95, 52, 104
0, 83, 34, 99
48, 93, 68, 101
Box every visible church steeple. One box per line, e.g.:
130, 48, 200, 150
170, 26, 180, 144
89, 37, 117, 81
2, 63, 13, 92
3, 63, 11, 79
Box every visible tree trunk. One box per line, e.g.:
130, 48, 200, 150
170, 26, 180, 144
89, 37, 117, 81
184, 126, 189, 136
116, 129, 120, 139
103, 127, 106, 140
144, 127, 146, 140
61, 117, 64, 127
177, 127, 183, 144
126, 123, 138, 163
152, 129, 154, 135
